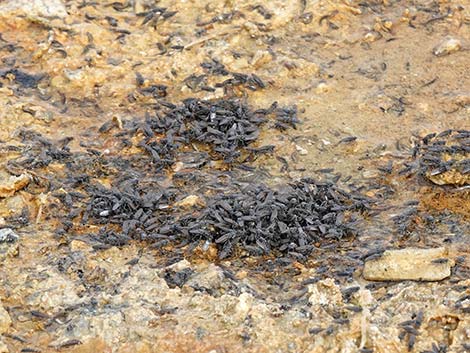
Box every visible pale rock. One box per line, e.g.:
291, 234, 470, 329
186, 264, 225, 290
172, 162, 185, 172
433, 38, 462, 57
315, 82, 330, 94
116, 268, 169, 304
0, 302, 11, 334
295, 145, 308, 155
251, 50, 272, 68
174, 195, 205, 208
0, 340, 8, 353
69, 240, 93, 252
235, 293, 254, 318
0, 174, 30, 198
363, 247, 454, 281
0, 0, 67, 18
63, 69, 85, 81
26, 269, 84, 309
362, 170, 379, 178
261, 0, 298, 27
357, 289, 375, 349
363, 31, 382, 42
166, 259, 191, 272
123, 306, 157, 338
308, 278, 343, 307
357, 289, 375, 307
63, 311, 124, 347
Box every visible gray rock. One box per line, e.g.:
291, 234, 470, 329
0, 228, 19, 242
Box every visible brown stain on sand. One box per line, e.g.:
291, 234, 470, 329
420, 188, 470, 218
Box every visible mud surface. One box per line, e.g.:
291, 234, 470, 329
0, 1, 469, 352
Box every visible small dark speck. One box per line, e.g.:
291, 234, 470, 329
125, 257, 139, 266
55, 339, 82, 348
325, 325, 334, 335
338, 136, 357, 144
333, 318, 349, 325
345, 305, 363, 313
240, 331, 251, 342
308, 327, 323, 335
359, 349, 374, 353
195, 326, 206, 340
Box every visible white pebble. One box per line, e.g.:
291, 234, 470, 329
0, 228, 19, 242
433, 37, 462, 57
295, 144, 308, 155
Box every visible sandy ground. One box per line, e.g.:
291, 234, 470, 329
0, 0, 469, 352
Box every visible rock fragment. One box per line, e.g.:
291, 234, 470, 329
0, 340, 7, 353
0, 0, 67, 18
235, 293, 254, 319
363, 247, 454, 281
69, 240, 93, 252
308, 278, 343, 307
433, 38, 462, 57
174, 195, 205, 208
186, 264, 226, 292
0, 228, 19, 242
0, 173, 30, 198
295, 144, 308, 155
0, 302, 11, 334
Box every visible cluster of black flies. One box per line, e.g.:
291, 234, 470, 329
389, 130, 469, 237
0, 20, 369, 262
414, 129, 470, 178
397, 310, 459, 353
87, 98, 371, 259
5, 97, 371, 260
183, 58, 267, 95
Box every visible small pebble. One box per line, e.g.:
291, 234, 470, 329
0, 228, 19, 242
295, 145, 308, 155
433, 38, 462, 57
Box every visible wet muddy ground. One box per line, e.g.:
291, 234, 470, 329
0, 0, 469, 352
